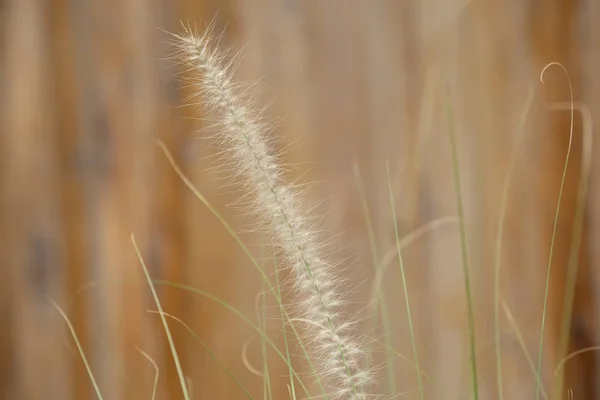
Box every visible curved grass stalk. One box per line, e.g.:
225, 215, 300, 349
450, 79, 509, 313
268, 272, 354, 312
136, 347, 160, 400
535, 62, 574, 400
554, 345, 600, 377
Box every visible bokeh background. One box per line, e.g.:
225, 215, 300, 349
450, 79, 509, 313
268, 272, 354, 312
1, 0, 599, 399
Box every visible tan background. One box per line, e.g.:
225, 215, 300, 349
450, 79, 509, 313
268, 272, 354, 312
1, 0, 598, 399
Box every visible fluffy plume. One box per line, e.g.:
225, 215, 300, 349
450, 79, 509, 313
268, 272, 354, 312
170, 23, 372, 400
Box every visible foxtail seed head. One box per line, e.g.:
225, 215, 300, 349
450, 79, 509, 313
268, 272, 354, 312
170, 23, 373, 400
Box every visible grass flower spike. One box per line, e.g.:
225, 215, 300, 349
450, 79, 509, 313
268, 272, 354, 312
171, 24, 372, 400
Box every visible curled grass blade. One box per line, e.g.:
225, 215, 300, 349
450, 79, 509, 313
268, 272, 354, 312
371, 216, 458, 299
136, 347, 159, 400
554, 345, 600, 377
535, 62, 574, 400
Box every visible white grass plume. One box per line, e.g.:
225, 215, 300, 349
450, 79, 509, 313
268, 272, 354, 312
170, 23, 372, 400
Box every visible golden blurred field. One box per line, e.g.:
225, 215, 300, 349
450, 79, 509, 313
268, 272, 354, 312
1, 0, 598, 399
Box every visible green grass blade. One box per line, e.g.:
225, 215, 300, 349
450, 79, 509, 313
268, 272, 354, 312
132, 234, 190, 400
53, 302, 104, 400
445, 83, 479, 400
386, 161, 424, 400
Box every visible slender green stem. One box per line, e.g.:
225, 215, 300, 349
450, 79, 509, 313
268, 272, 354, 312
445, 83, 479, 400
386, 161, 424, 400
132, 234, 191, 400
53, 302, 104, 400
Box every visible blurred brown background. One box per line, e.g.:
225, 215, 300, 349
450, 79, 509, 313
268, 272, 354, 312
1, 0, 599, 399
